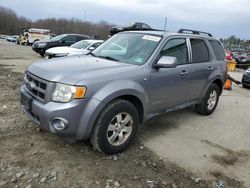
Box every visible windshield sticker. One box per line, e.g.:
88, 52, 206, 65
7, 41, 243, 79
142, 35, 161, 42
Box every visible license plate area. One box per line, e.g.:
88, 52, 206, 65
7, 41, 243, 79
21, 92, 33, 111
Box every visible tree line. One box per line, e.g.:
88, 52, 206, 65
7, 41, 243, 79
1, 5, 250, 48
221, 35, 250, 51
0, 6, 113, 39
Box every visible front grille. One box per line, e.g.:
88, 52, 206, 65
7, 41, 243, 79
26, 74, 47, 91
30, 111, 40, 122
25, 72, 48, 101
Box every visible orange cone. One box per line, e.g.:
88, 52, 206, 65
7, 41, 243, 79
224, 79, 232, 90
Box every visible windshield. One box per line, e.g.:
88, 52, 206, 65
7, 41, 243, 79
92, 33, 161, 65
50, 34, 67, 41
71, 40, 92, 49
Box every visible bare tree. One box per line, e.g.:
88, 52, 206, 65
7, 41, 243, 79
0, 6, 114, 39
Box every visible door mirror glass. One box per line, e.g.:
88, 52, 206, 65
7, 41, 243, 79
60, 39, 65, 44
88, 46, 95, 51
154, 56, 177, 68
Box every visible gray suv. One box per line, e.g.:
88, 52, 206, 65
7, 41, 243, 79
20, 29, 227, 154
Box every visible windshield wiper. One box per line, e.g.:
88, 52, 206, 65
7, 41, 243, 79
98, 55, 119, 62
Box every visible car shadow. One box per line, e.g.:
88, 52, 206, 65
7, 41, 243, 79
139, 106, 196, 140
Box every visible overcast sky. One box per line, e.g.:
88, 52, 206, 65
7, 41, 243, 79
1, 0, 250, 39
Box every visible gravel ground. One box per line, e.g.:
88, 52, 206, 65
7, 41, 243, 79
0, 39, 248, 188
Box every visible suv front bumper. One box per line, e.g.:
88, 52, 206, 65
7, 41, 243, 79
20, 85, 104, 140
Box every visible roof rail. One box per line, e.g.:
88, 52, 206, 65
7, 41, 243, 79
177, 28, 213, 37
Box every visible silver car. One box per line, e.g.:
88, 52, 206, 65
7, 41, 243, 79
45, 39, 104, 59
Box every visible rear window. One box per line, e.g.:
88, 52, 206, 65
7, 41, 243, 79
190, 39, 209, 63
209, 40, 226, 61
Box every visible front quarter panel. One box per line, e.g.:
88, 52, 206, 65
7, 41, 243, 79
76, 80, 149, 140
89, 80, 148, 112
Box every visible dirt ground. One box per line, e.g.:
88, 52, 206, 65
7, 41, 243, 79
0, 39, 249, 188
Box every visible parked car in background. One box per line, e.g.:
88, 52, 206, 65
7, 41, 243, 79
0, 35, 7, 39
231, 52, 241, 63
242, 68, 250, 88
21, 29, 227, 154
109, 22, 152, 36
239, 53, 250, 65
240, 55, 250, 64
32, 34, 91, 57
6, 35, 18, 42
239, 53, 248, 62
2, 35, 9, 39
45, 39, 103, 59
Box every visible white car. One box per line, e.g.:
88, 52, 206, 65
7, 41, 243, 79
45, 39, 103, 59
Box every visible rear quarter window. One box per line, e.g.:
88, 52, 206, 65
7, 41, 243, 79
190, 38, 209, 63
209, 40, 226, 61
77, 36, 89, 41
64, 35, 76, 43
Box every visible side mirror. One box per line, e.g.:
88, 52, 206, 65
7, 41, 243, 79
153, 56, 177, 69
88, 46, 95, 51
60, 39, 65, 44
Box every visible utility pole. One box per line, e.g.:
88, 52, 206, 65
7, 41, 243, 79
164, 17, 167, 31
83, 10, 86, 21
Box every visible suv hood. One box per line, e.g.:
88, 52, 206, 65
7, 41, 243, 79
27, 55, 137, 85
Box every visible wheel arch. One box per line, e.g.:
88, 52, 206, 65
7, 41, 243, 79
88, 80, 149, 122
199, 76, 224, 103
212, 78, 223, 95
113, 94, 144, 124
79, 84, 148, 140
78, 93, 145, 140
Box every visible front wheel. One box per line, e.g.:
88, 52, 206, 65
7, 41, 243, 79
90, 99, 139, 155
195, 83, 220, 115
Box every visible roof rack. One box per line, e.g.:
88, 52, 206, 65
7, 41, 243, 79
177, 28, 213, 37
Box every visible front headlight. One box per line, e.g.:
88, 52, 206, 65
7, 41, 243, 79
246, 69, 250, 74
37, 43, 47, 48
52, 83, 87, 103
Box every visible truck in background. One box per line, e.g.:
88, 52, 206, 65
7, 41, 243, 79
17, 28, 51, 45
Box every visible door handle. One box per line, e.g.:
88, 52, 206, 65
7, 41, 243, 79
207, 66, 214, 71
179, 70, 188, 76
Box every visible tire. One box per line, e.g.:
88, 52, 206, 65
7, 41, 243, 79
242, 84, 249, 89
90, 99, 139, 155
195, 83, 220, 115
38, 50, 45, 57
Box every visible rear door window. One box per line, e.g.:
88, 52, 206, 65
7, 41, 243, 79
76, 36, 87, 41
190, 39, 209, 63
64, 35, 76, 43
209, 40, 226, 60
